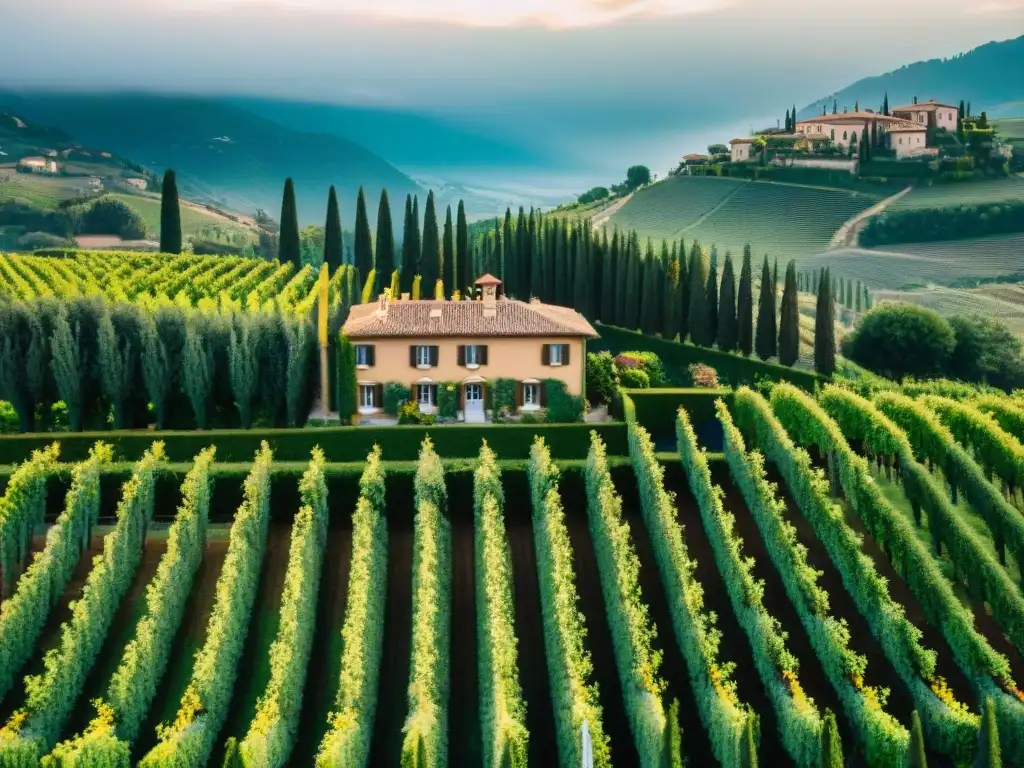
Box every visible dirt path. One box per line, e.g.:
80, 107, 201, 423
828, 186, 912, 249
592, 193, 634, 229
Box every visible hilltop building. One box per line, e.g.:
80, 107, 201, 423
891, 99, 958, 131
728, 139, 756, 162
341, 274, 597, 423
793, 110, 931, 157
16, 156, 58, 174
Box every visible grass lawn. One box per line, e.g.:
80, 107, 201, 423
111, 193, 254, 242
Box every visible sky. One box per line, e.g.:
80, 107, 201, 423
1, 0, 1021, 175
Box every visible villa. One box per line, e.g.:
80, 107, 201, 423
341, 274, 598, 423
891, 99, 959, 131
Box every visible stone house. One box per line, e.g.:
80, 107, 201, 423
729, 138, 757, 162
891, 99, 958, 131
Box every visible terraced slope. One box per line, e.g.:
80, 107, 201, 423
607, 176, 747, 239
888, 176, 1024, 210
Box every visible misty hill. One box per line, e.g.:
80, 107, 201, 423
0, 91, 423, 226
227, 96, 551, 173
798, 34, 1024, 119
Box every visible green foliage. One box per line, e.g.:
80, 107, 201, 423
491, 378, 518, 421
585, 351, 618, 406
0, 444, 165, 759
336, 334, 358, 425
974, 697, 1000, 768
814, 268, 835, 377
778, 260, 799, 367
474, 443, 529, 768
181, 312, 217, 430
585, 432, 670, 766
324, 185, 343, 273
818, 711, 842, 768
723, 393, 909, 763
383, 382, 411, 416
354, 187, 373, 281
717, 252, 738, 352
619, 367, 650, 389
949, 316, 1024, 391
754, 257, 777, 361
908, 712, 927, 768
160, 170, 182, 255
617, 351, 666, 387
316, 447, 387, 767
138, 443, 273, 767
436, 381, 459, 421
543, 379, 584, 423
284, 318, 313, 427
0, 442, 60, 599
624, 404, 751, 764
229, 315, 260, 429
677, 407, 820, 765
841, 304, 955, 380
527, 437, 611, 768
0, 442, 111, 706
738, 247, 753, 357
237, 448, 328, 766
78, 196, 147, 240
687, 245, 710, 346
400, 438, 452, 767
861, 200, 1024, 246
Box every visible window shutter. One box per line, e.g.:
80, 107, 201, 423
515, 383, 523, 407
457, 345, 466, 366
541, 344, 550, 365
430, 346, 439, 366
410, 345, 417, 367
562, 344, 570, 365
480, 345, 488, 365
539, 381, 547, 406
368, 345, 376, 366
375, 383, 384, 406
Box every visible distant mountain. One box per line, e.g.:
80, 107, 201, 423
798, 34, 1024, 120
0, 91, 423, 225
226, 96, 554, 174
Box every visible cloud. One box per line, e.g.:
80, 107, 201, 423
965, 0, 1024, 12
178, 0, 730, 28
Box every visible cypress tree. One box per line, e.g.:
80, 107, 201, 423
882, 92, 889, 116
814, 267, 836, 376
375, 189, 395, 294
855, 279, 862, 312
677, 239, 689, 342
784, 108, 791, 132
687, 243, 709, 346
279, 177, 301, 269
975, 697, 1000, 768
663, 243, 680, 339
614, 231, 628, 327
159, 169, 182, 255
772, 256, 778, 293
739, 714, 758, 768
516, 207, 528, 298
530, 213, 544, 302
738, 246, 754, 356
717, 252, 738, 351
573, 229, 590, 318
401, 195, 416, 294
421, 191, 440, 293
354, 187, 373, 279
503, 208, 514, 290
412, 195, 421, 274
336, 333, 358, 425
778, 260, 800, 366
554, 220, 568, 305
755, 256, 777, 360
705, 247, 719, 344
908, 711, 927, 768
442, 205, 454, 298
323, 185, 342, 273
845, 279, 853, 309
624, 236, 640, 330
457, 200, 470, 292
819, 710, 842, 768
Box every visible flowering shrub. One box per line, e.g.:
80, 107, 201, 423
689, 363, 719, 389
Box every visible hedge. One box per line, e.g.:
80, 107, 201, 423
589, 324, 821, 390
972, 395, 1024, 441
585, 432, 675, 767
315, 447, 388, 767
474, 442, 529, 768
620, 389, 731, 440
138, 443, 273, 767
624, 410, 755, 765
0, 443, 110, 706
235, 448, 329, 766
676, 406, 824, 766
0, 443, 61, 598
399, 438, 452, 767
770, 385, 1024, 762
529, 437, 611, 768
720, 394, 908, 764
0, 444, 163, 761
0, 422, 628, 466
44, 448, 216, 765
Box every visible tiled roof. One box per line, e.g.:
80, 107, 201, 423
891, 100, 958, 113
729, 138, 756, 144
797, 112, 917, 126
342, 298, 600, 339
683, 153, 709, 160
886, 124, 928, 133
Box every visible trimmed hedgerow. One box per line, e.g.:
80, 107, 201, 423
0, 442, 60, 599
43, 447, 216, 765
676, 406, 825, 766
0, 444, 165, 761
972, 394, 1024, 441
474, 441, 529, 768
840, 390, 1024, 659
315, 446, 388, 767
723, 391, 909, 764
399, 437, 452, 767
0, 442, 111, 705
623, 395, 756, 766
770, 385, 1024, 761
528, 437, 612, 768
235, 448, 329, 766
137, 442, 274, 767
585, 431, 680, 767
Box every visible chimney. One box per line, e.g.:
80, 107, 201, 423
474, 274, 501, 318
400, 292, 410, 301
375, 292, 388, 317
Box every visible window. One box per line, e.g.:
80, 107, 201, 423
899, 138, 903, 145
416, 384, 436, 409
355, 345, 373, 367
412, 345, 437, 368
461, 344, 487, 367
830, 129, 835, 140
842, 131, 847, 140
546, 344, 570, 366
359, 384, 376, 409
416, 346, 431, 366
522, 383, 539, 408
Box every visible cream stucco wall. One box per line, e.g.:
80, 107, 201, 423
795, 120, 867, 148
886, 131, 928, 158
731, 143, 752, 162
353, 335, 587, 398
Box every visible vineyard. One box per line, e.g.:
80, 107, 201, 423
887, 177, 1024, 211
608, 177, 748, 240
0, 378, 1020, 765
